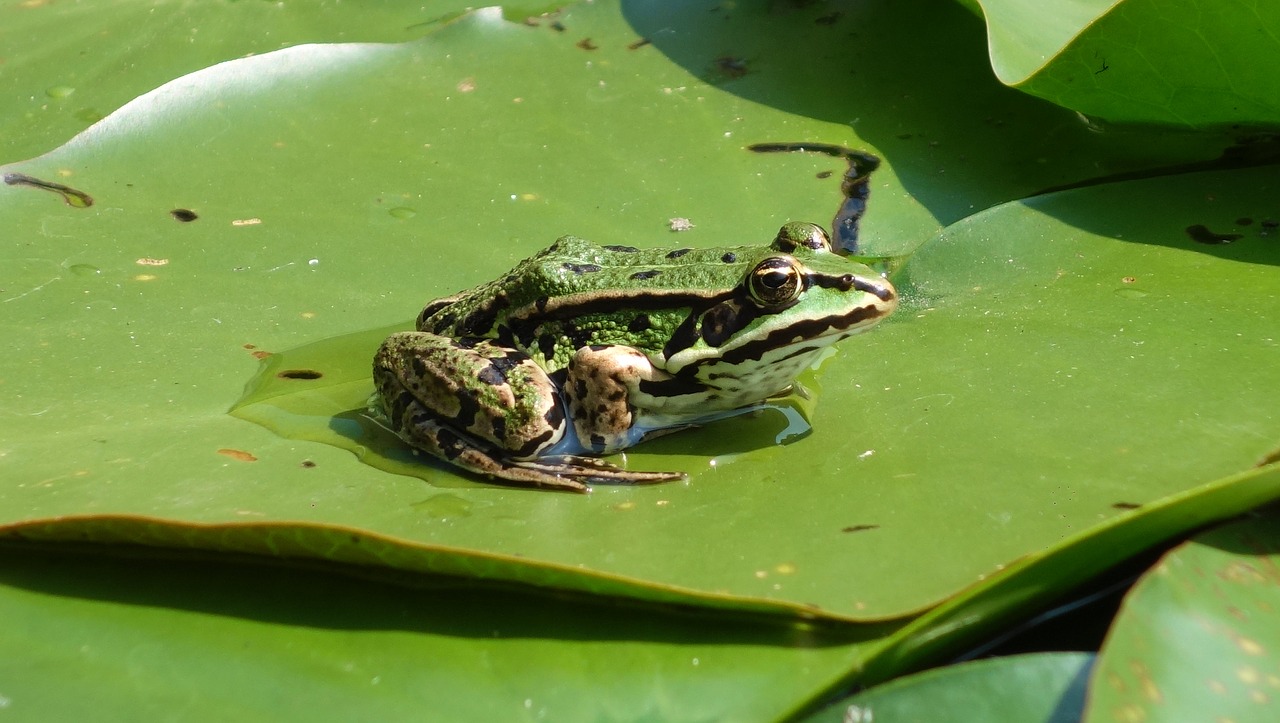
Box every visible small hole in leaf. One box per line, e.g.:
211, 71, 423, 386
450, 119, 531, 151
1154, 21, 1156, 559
277, 368, 323, 380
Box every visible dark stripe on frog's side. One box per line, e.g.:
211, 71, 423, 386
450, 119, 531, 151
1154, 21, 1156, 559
603, 245, 640, 253
563, 262, 603, 274
714, 304, 887, 366
629, 270, 662, 280
637, 371, 711, 398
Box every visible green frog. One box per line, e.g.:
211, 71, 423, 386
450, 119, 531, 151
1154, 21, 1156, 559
372, 222, 897, 492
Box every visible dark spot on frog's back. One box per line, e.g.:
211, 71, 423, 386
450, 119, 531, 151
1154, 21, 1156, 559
537, 334, 557, 362
628, 314, 652, 333
721, 252, 737, 263
603, 244, 639, 253
563, 262, 602, 274
666, 248, 692, 259
629, 270, 662, 281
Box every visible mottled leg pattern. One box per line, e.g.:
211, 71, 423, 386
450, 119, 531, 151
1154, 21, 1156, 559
375, 332, 563, 456
562, 345, 681, 454
374, 333, 681, 491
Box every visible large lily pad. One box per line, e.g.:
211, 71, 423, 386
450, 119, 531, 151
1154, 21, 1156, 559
964, 0, 1280, 128
2, 0, 1278, 631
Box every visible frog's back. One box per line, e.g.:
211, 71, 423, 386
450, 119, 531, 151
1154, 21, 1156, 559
422, 236, 766, 332
511, 235, 768, 298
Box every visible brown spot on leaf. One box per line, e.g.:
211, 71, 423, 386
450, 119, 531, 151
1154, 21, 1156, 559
217, 448, 258, 462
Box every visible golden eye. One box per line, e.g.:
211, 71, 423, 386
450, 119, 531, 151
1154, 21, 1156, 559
748, 257, 804, 306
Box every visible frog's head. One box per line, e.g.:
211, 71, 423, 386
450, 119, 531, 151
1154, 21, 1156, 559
663, 223, 896, 403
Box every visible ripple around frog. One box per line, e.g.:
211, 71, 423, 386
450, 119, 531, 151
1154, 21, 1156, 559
230, 324, 828, 490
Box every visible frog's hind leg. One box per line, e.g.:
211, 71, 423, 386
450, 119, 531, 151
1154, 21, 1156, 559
375, 332, 682, 492
386, 397, 591, 493
389, 399, 682, 492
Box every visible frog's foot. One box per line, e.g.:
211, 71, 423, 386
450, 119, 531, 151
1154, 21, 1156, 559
523, 455, 687, 489
437, 450, 683, 494
388, 400, 682, 493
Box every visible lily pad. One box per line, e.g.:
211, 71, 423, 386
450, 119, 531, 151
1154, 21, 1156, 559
0, 0, 485, 164
0, 545, 881, 722
2, 0, 1278, 629
800, 652, 1094, 723
965, 0, 1280, 128
1085, 509, 1280, 721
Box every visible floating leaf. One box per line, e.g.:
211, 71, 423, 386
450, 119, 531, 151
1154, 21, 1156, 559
1085, 509, 1280, 722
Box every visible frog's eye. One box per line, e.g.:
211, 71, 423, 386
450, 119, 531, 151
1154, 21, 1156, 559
772, 222, 832, 252
748, 257, 804, 306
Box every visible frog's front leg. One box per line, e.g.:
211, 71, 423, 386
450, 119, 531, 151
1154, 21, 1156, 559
562, 345, 695, 454
373, 333, 679, 492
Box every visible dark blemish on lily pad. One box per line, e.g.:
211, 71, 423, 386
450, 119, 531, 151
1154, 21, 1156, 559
576, 38, 597, 50
1185, 224, 1242, 244
3, 172, 94, 208
171, 208, 199, 222
277, 368, 323, 380
841, 524, 880, 533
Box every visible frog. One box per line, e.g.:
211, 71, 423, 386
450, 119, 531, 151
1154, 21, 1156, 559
371, 222, 897, 492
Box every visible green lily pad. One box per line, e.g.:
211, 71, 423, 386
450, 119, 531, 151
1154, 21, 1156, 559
0, 545, 883, 722
0, 0, 489, 165
1085, 509, 1280, 721
965, 0, 1280, 128
3, 0, 1278, 629
799, 652, 1094, 723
